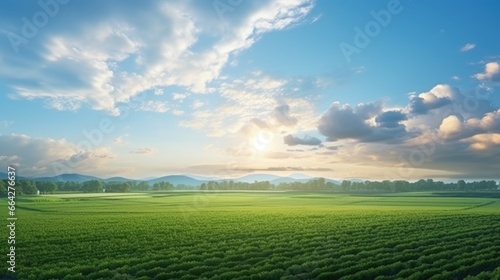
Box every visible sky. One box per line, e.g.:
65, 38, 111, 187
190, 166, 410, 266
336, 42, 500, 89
1, 0, 500, 181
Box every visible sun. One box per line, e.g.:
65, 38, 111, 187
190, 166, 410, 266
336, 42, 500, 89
253, 140, 268, 151
252, 131, 274, 152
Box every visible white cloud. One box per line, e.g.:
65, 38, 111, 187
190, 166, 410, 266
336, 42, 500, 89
172, 93, 187, 101
468, 109, 500, 130
136, 101, 169, 113
438, 115, 463, 139
460, 43, 476, 52
181, 73, 317, 138
465, 133, 500, 151
192, 100, 204, 109
154, 88, 164, 95
172, 109, 185, 116
114, 134, 129, 145
0, 0, 315, 115
474, 62, 500, 81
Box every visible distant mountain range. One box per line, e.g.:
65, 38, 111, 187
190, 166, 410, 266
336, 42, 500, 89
0, 172, 339, 186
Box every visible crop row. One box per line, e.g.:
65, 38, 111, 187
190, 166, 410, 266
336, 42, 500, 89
7, 207, 499, 280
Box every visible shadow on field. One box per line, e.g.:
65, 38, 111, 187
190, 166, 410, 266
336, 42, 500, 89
15, 205, 55, 213
432, 192, 500, 198
462, 200, 498, 210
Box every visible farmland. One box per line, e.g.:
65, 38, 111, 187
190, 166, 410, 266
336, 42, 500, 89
2, 191, 500, 279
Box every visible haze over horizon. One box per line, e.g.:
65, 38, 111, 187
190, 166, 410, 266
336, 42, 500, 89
1, 0, 500, 181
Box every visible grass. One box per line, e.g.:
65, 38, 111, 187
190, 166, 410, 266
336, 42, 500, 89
2, 191, 500, 279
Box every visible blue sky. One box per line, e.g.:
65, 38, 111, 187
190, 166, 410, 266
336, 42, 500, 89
1, 0, 500, 180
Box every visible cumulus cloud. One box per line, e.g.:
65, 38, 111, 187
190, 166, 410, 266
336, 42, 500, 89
467, 109, 500, 131
474, 62, 500, 82
317, 102, 409, 143
314, 82, 500, 179
439, 115, 464, 139
283, 134, 321, 146
460, 43, 476, 52
318, 103, 372, 141
273, 104, 298, 126
465, 133, 500, 151
435, 109, 500, 141
375, 110, 407, 128
408, 85, 453, 115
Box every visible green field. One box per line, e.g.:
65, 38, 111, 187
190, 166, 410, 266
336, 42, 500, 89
3, 191, 500, 279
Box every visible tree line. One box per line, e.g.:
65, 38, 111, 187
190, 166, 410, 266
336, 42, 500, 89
201, 178, 499, 192
0, 180, 151, 195
0, 178, 498, 195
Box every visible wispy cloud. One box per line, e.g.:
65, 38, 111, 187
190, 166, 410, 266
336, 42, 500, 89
136, 101, 169, 113
114, 134, 129, 145
0, 120, 14, 128
0, 0, 315, 116
172, 93, 187, 101
180, 73, 317, 138
460, 43, 476, 52
353, 66, 366, 74
283, 134, 321, 146
130, 147, 155, 154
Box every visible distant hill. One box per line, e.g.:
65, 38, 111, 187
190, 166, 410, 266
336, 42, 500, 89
103, 176, 137, 183
270, 176, 341, 185
0, 172, 28, 180
1, 172, 340, 187
286, 173, 314, 180
233, 174, 283, 183
187, 174, 223, 181
33, 173, 100, 183
270, 177, 311, 184
147, 175, 204, 186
